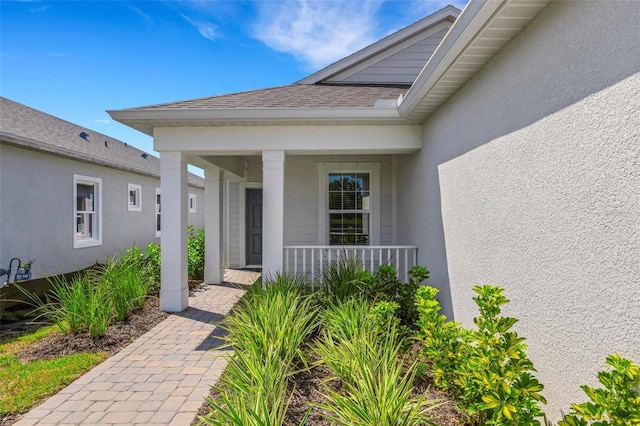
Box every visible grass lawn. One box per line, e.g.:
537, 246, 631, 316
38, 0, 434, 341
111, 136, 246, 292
0, 326, 107, 417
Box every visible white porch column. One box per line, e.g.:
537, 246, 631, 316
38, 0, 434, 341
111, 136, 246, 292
204, 166, 224, 284
262, 150, 285, 277
159, 151, 188, 312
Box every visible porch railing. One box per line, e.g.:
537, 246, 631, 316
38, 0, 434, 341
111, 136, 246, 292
283, 245, 418, 283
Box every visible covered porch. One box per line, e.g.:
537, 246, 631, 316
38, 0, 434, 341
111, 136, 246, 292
154, 128, 422, 312
108, 86, 425, 312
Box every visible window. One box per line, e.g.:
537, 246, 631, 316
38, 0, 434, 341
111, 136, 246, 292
328, 173, 370, 244
128, 184, 142, 211
189, 194, 197, 213
318, 163, 381, 246
74, 175, 102, 248
155, 188, 161, 237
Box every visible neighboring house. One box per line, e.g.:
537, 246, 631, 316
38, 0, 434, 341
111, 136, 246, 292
109, 0, 639, 418
0, 97, 204, 281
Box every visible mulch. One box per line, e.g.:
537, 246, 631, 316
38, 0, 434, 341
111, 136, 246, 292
15, 297, 169, 363
193, 340, 473, 426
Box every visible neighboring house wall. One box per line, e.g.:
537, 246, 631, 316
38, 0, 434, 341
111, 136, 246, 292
397, 1, 640, 419
187, 187, 205, 230
0, 143, 204, 279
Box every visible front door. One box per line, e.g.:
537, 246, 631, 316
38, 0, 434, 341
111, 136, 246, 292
246, 189, 263, 265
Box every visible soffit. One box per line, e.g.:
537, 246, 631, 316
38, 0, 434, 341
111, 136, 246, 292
400, 0, 551, 123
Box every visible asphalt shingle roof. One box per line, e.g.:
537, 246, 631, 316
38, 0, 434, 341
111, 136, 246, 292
128, 84, 408, 110
0, 97, 204, 186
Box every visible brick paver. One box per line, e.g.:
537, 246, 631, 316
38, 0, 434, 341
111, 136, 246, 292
13, 269, 259, 425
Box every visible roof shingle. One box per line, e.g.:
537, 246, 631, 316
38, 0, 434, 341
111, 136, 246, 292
128, 84, 408, 110
0, 97, 203, 186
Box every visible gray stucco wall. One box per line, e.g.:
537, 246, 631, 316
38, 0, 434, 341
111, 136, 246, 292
0, 144, 204, 279
397, 1, 639, 418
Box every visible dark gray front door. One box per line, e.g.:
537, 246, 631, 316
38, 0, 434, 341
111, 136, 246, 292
246, 189, 262, 265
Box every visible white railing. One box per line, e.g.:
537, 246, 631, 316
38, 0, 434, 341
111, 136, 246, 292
283, 245, 418, 283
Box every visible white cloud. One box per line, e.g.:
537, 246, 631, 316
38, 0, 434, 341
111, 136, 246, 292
253, 0, 383, 70
181, 13, 219, 41
123, 2, 153, 24
94, 119, 111, 124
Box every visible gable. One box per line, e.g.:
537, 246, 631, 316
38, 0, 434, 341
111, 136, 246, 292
298, 5, 459, 86
324, 25, 452, 85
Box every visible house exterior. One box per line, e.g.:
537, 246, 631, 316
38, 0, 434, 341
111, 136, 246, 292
0, 97, 204, 281
109, 0, 639, 417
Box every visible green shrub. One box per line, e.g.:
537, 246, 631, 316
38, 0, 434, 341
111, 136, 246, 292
202, 275, 317, 425
559, 354, 640, 426
454, 285, 546, 425
314, 298, 439, 426
144, 242, 161, 294
318, 255, 372, 303
367, 265, 429, 326
17, 271, 113, 339
187, 226, 205, 280
415, 285, 470, 390
101, 247, 149, 322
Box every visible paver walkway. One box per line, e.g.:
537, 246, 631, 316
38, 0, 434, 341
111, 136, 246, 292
14, 269, 260, 426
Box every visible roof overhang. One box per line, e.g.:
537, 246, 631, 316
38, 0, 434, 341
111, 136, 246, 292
399, 0, 551, 123
107, 106, 408, 136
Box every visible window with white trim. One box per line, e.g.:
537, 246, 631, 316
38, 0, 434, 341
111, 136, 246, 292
318, 163, 381, 246
74, 175, 102, 248
155, 188, 161, 237
328, 172, 370, 244
128, 183, 142, 211
189, 194, 197, 213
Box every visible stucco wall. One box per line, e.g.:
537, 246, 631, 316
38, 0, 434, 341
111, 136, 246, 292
398, 1, 640, 418
0, 144, 203, 279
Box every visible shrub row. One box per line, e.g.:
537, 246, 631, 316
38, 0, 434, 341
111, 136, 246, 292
18, 246, 153, 339
314, 297, 438, 425
201, 275, 316, 425
198, 255, 638, 425
415, 284, 640, 425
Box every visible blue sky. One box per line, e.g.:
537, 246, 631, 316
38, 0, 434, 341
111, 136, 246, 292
1, 0, 466, 171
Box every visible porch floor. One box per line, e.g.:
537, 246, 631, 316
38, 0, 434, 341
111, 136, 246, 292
14, 269, 260, 425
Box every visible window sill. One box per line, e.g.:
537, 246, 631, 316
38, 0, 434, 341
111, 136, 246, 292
74, 238, 102, 249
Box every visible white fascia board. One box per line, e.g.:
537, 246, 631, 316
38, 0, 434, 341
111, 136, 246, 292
109, 106, 403, 122
297, 6, 460, 85
398, 0, 505, 118
153, 125, 422, 155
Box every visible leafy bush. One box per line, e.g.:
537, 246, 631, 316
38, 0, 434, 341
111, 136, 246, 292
415, 285, 470, 390
415, 285, 546, 425
144, 242, 161, 295
454, 286, 546, 425
187, 226, 205, 280
559, 354, 640, 426
366, 265, 429, 326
